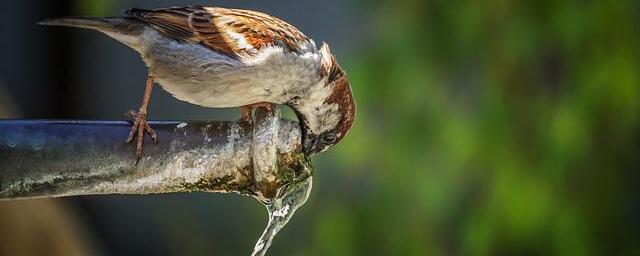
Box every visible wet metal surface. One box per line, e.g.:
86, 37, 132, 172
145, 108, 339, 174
0, 109, 309, 201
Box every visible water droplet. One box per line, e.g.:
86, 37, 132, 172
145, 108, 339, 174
272, 205, 289, 218
31, 140, 44, 151
251, 176, 313, 256
253, 241, 265, 253
6, 139, 16, 148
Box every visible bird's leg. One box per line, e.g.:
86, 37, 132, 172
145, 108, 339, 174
252, 102, 274, 113
126, 75, 157, 164
239, 102, 274, 125
240, 105, 254, 125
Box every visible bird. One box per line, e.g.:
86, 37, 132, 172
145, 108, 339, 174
39, 6, 356, 162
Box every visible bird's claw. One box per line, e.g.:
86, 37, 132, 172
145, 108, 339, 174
126, 111, 157, 164
240, 102, 274, 127
241, 110, 253, 126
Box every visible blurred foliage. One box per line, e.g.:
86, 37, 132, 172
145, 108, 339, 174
73, 0, 119, 16
303, 0, 640, 255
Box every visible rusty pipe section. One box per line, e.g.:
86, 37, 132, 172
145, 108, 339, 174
0, 108, 309, 201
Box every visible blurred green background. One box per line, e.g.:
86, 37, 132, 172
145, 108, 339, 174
1, 0, 639, 255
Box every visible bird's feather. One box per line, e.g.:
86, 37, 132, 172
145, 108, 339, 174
124, 6, 311, 58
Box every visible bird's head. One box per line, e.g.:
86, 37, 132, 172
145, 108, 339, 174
288, 43, 356, 156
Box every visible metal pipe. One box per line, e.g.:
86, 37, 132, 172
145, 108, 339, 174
0, 108, 310, 201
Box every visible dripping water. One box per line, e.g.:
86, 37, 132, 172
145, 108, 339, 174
251, 175, 313, 256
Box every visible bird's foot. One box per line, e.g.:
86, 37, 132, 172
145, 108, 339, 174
240, 102, 274, 126
252, 102, 274, 112
241, 106, 253, 126
126, 110, 157, 164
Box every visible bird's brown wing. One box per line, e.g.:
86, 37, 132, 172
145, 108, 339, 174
125, 6, 311, 58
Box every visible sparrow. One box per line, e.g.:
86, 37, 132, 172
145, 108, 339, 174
39, 6, 356, 162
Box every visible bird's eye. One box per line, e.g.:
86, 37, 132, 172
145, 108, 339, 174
321, 134, 337, 145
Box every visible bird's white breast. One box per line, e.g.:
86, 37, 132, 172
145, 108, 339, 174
133, 28, 323, 108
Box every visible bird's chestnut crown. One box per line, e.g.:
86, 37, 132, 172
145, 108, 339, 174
290, 43, 356, 156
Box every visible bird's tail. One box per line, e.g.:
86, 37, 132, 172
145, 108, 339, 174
38, 17, 140, 35
38, 17, 144, 49
39, 17, 115, 31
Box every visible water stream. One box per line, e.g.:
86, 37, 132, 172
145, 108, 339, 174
251, 175, 313, 256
